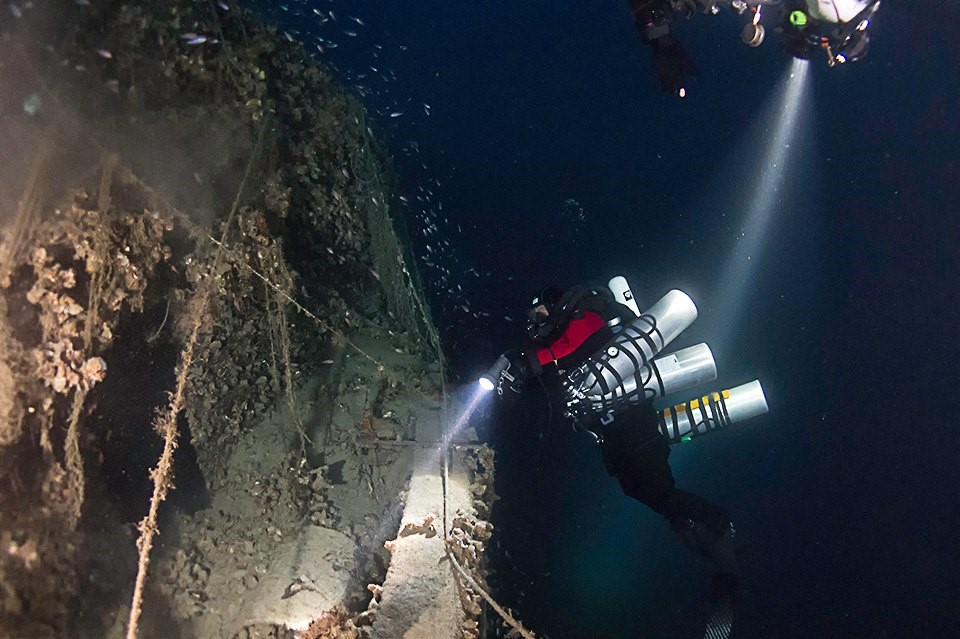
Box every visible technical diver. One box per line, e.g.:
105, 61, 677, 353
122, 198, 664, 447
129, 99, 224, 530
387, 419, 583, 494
492, 284, 741, 631
627, 0, 881, 95
776, 0, 881, 66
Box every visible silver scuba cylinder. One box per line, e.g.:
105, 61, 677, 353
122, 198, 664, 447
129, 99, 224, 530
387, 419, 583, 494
607, 275, 641, 317
659, 380, 769, 444
642, 343, 718, 400
569, 343, 718, 416
564, 289, 699, 416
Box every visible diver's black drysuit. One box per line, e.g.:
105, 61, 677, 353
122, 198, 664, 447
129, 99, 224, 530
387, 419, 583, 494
510, 286, 737, 576
597, 402, 733, 544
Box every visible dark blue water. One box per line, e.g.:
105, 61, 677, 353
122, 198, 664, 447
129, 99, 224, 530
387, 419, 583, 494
258, 2, 960, 637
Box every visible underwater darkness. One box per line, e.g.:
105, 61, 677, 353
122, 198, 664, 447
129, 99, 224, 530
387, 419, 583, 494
254, 1, 960, 637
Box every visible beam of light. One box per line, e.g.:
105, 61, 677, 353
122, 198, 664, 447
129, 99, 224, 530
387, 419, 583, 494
439, 383, 493, 532
443, 383, 491, 447
707, 58, 813, 361
359, 383, 492, 544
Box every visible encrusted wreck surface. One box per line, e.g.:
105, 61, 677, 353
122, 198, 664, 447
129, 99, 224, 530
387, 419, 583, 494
0, 2, 494, 638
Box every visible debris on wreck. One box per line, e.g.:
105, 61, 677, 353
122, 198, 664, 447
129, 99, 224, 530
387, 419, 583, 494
0, 1, 495, 638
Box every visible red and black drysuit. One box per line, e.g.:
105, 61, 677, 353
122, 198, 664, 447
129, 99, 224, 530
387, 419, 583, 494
516, 286, 734, 550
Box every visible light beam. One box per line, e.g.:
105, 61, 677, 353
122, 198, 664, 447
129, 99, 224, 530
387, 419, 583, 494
708, 58, 813, 359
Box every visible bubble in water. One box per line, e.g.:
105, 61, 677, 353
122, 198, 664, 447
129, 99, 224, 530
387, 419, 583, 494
560, 198, 586, 240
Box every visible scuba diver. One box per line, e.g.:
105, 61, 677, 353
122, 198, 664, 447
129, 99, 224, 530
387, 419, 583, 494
627, 0, 882, 96
776, 0, 882, 66
489, 283, 744, 637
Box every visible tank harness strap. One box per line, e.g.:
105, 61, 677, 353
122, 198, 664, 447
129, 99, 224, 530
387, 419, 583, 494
547, 346, 558, 366
664, 405, 681, 442
687, 392, 734, 438
650, 355, 666, 398
684, 399, 699, 437
631, 312, 665, 359
715, 391, 732, 428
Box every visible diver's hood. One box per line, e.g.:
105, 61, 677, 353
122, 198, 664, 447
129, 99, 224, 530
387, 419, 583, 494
526, 286, 590, 346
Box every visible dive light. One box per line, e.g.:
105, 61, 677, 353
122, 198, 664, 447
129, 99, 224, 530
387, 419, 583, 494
479, 354, 510, 392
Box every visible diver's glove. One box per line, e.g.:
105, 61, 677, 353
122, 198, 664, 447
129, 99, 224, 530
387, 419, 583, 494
494, 350, 529, 399
834, 29, 870, 64
782, 30, 815, 60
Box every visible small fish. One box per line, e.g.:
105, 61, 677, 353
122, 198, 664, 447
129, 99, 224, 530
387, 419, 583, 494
9, 3, 22, 18
320, 359, 334, 364
104, 79, 120, 93
344, 30, 357, 37
350, 16, 364, 26
186, 36, 207, 45
96, 49, 112, 59
389, 111, 403, 118
218, 1, 229, 10
399, 196, 409, 203
284, 31, 294, 42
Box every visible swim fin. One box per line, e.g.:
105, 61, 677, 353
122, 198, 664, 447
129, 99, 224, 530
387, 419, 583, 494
703, 572, 738, 639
